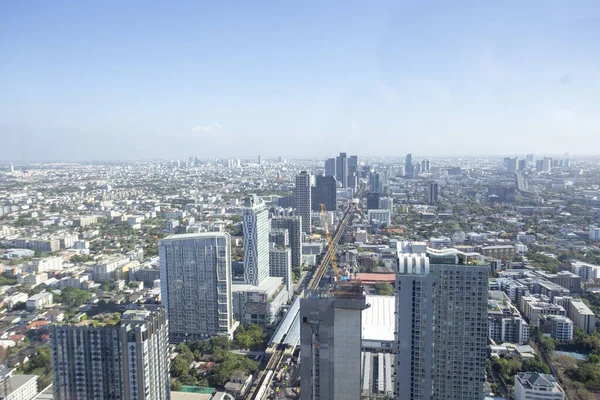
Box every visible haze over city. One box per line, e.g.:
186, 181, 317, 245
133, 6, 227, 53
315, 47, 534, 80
2, 0, 600, 161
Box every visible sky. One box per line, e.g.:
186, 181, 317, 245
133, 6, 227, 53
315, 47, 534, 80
1, 1, 599, 161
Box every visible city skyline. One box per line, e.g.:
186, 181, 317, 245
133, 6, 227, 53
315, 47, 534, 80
2, 1, 600, 160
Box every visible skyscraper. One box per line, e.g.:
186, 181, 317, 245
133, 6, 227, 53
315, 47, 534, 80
243, 195, 271, 285
394, 250, 488, 400
405, 153, 414, 178
348, 155, 358, 189
324, 158, 336, 177
427, 182, 439, 204
311, 175, 337, 212
271, 216, 302, 268
300, 295, 367, 400
269, 245, 293, 293
50, 307, 170, 400
159, 232, 234, 342
369, 171, 381, 193
295, 171, 312, 234
395, 254, 436, 400
336, 152, 348, 188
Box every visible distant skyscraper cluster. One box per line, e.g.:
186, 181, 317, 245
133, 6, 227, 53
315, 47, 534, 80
503, 154, 571, 173
323, 152, 359, 189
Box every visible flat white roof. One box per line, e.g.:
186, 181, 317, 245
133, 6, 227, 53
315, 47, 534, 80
362, 295, 395, 343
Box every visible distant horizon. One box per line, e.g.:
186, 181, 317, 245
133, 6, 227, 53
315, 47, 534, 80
0, 152, 597, 165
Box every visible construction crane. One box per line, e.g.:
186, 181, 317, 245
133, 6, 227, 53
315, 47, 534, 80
320, 204, 341, 284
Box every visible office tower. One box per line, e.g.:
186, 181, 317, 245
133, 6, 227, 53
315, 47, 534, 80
425, 159, 430, 172
50, 307, 170, 400
258, 155, 264, 166
271, 216, 302, 268
504, 157, 518, 172
300, 295, 367, 400
518, 159, 527, 171
242, 195, 271, 285
269, 228, 289, 247
421, 160, 427, 173
348, 155, 358, 189
427, 182, 439, 204
395, 254, 436, 400
159, 232, 234, 342
394, 251, 488, 400
311, 175, 337, 212
9, 163, 14, 173
336, 152, 348, 188
526, 154, 534, 162
379, 197, 393, 214
324, 158, 336, 177
405, 153, 414, 178
269, 245, 293, 293
369, 171, 381, 193
542, 157, 552, 172
295, 171, 312, 234
366, 192, 380, 210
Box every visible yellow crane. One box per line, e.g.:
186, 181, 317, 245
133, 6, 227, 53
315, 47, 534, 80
320, 203, 341, 283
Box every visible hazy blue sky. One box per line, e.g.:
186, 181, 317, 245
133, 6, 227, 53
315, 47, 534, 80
1, 1, 599, 161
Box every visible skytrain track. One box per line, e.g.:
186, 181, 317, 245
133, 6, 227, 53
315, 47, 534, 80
245, 191, 362, 400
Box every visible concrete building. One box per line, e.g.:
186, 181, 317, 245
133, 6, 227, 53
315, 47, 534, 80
394, 251, 489, 400
348, 155, 358, 189
590, 226, 600, 241
0, 374, 38, 400
311, 175, 337, 212
271, 217, 302, 268
520, 295, 566, 327
159, 233, 234, 343
367, 209, 391, 227
231, 277, 288, 328
514, 373, 564, 400
571, 261, 600, 280
242, 195, 270, 285
269, 245, 293, 294
568, 298, 596, 334
295, 171, 312, 234
324, 158, 336, 177
26, 292, 53, 311
31, 257, 63, 273
92, 256, 129, 282
427, 182, 439, 204
50, 307, 170, 400
405, 153, 414, 178
300, 295, 367, 400
269, 229, 289, 247
336, 152, 348, 188
539, 315, 574, 343
488, 314, 530, 345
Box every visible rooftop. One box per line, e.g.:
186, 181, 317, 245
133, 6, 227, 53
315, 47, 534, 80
362, 295, 395, 343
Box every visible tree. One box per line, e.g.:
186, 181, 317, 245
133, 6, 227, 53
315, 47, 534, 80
17, 345, 52, 391
57, 287, 90, 309
521, 358, 550, 374
374, 282, 394, 296
171, 379, 183, 391
176, 343, 195, 364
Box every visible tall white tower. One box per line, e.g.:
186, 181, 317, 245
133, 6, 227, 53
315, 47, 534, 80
243, 195, 270, 286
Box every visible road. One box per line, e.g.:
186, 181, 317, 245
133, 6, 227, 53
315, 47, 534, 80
244, 196, 361, 400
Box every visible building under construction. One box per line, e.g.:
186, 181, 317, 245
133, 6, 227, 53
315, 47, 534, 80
299, 285, 367, 400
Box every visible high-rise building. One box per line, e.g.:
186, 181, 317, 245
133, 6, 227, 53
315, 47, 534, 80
311, 175, 337, 212
526, 154, 534, 162
366, 192, 380, 210
258, 155, 264, 166
336, 152, 348, 188
271, 217, 302, 268
324, 158, 336, 177
518, 159, 527, 171
405, 153, 414, 178
159, 233, 234, 342
295, 171, 312, 234
269, 228, 289, 247
50, 307, 170, 400
427, 182, 439, 204
394, 250, 488, 400
504, 157, 518, 172
348, 155, 358, 189
269, 245, 293, 294
369, 171, 381, 193
243, 195, 271, 285
300, 295, 367, 400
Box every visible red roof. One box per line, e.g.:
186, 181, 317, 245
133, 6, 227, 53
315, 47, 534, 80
355, 273, 395, 283
8, 334, 25, 341
26, 320, 50, 329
